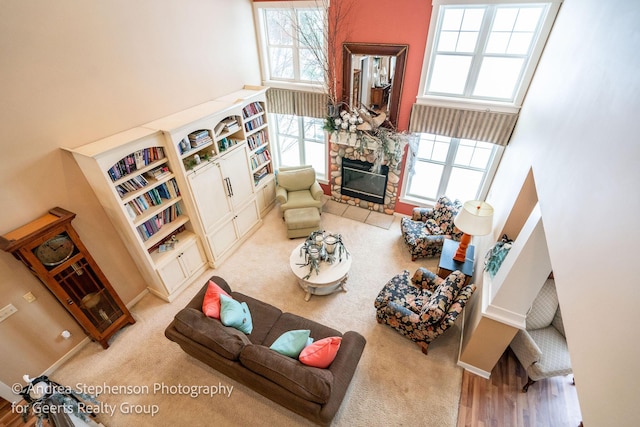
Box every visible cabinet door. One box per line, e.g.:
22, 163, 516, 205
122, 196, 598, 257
221, 146, 254, 209
234, 200, 260, 238
257, 178, 276, 215
207, 219, 238, 260
157, 255, 187, 294
157, 238, 206, 294
188, 161, 233, 232
180, 238, 206, 277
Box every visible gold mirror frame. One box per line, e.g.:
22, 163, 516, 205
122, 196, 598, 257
342, 43, 409, 127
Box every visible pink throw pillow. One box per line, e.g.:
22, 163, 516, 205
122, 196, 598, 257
299, 336, 342, 368
202, 280, 230, 319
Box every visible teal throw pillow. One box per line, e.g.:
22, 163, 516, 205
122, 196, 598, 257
269, 329, 311, 358
219, 294, 253, 334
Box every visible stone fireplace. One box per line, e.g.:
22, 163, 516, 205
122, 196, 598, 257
329, 135, 402, 215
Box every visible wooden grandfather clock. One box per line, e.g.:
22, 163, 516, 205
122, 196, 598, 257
0, 207, 135, 349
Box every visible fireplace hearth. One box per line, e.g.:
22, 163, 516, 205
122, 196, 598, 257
340, 158, 389, 205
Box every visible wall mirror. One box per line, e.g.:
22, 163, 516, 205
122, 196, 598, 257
342, 43, 408, 128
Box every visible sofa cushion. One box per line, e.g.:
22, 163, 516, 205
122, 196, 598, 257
263, 313, 342, 347
229, 292, 283, 345
277, 167, 316, 191
269, 329, 311, 358
202, 280, 230, 319
172, 308, 251, 360
239, 345, 333, 404
299, 336, 342, 368
220, 294, 253, 334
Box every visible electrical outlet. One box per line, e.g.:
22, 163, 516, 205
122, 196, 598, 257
0, 304, 18, 322
23, 292, 37, 303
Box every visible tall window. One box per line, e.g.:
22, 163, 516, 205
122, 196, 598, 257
254, 2, 325, 88
419, 1, 561, 106
271, 114, 326, 181
403, 134, 502, 204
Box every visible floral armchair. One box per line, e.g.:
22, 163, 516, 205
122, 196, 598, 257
400, 196, 463, 260
374, 267, 476, 355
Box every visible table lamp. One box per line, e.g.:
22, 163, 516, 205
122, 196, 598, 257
452, 200, 494, 262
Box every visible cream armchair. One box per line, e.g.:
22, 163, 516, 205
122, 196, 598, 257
275, 165, 323, 216
509, 277, 572, 392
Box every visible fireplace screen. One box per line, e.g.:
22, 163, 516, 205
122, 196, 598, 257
341, 158, 389, 205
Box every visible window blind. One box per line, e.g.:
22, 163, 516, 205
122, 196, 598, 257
409, 104, 519, 146
266, 88, 328, 119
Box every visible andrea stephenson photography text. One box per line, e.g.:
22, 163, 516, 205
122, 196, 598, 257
11, 381, 234, 418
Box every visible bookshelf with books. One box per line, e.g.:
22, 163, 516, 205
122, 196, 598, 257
245, 101, 275, 215
65, 86, 275, 300
145, 93, 264, 266
65, 127, 206, 302
219, 87, 276, 216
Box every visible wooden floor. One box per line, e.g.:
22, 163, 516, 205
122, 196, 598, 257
457, 348, 583, 427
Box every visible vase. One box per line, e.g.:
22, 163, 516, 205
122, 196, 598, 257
327, 103, 340, 118
324, 235, 338, 254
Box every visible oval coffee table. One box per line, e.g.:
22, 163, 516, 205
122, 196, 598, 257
289, 242, 351, 301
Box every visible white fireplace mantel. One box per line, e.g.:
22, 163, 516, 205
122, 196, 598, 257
329, 131, 380, 151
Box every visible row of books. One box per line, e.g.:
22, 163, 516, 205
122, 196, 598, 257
250, 147, 271, 170
115, 175, 149, 198
136, 204, 182, 241
218, 137, 242, 152
244, 115, 265, 133
189, 130, 213, 148
214, 117, 240, 137
145, 165, 171, 180
124, 179, 180, 219
108, 147, 165, 181
253, 166, 269, 185
242, 102, 264, 119
247, 130, 269, 151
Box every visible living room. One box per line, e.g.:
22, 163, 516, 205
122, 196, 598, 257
0, 0, 637, 426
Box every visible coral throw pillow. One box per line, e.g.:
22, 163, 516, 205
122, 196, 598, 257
202, 280, 230, 319
299, 336, 342, 368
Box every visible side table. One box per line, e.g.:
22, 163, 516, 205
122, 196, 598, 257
289, 243, 352, 301
437, 239, 474, 285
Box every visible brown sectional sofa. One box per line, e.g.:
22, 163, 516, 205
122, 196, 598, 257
165, 276, 366, 426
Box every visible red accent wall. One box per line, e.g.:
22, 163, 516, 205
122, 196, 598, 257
253, 0, 432, 214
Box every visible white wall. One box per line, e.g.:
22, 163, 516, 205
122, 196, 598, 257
487, 0, 640, 424
0, 0, 260, 392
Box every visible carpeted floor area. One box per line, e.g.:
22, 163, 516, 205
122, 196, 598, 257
52, 202, 464, 426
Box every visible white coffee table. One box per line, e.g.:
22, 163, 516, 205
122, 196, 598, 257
289, 242, 352, 301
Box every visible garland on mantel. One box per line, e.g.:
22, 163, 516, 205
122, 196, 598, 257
324, 107, 411, 172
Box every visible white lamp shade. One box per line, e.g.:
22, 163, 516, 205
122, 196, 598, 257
454, 200, 494, 236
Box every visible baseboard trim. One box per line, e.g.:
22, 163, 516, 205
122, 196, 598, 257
457, 361, 491, 379
127, 288, 149, 309
43, 336, 92, 378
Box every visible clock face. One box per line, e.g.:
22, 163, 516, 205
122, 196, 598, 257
35, 234, 75, 266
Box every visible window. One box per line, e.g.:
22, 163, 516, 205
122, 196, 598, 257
254, 2, 325, 89
270, 114, 326, 181
402, 133, 502, 204
419, 0, 561, 106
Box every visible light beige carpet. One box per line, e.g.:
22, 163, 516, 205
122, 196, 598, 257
52, 205, 463, 426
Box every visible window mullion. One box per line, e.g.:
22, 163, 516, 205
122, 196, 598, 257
292, 11, 302, 81
465, 6, 495, 97
437, 139, 458, 197
297, 116, 306, 164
